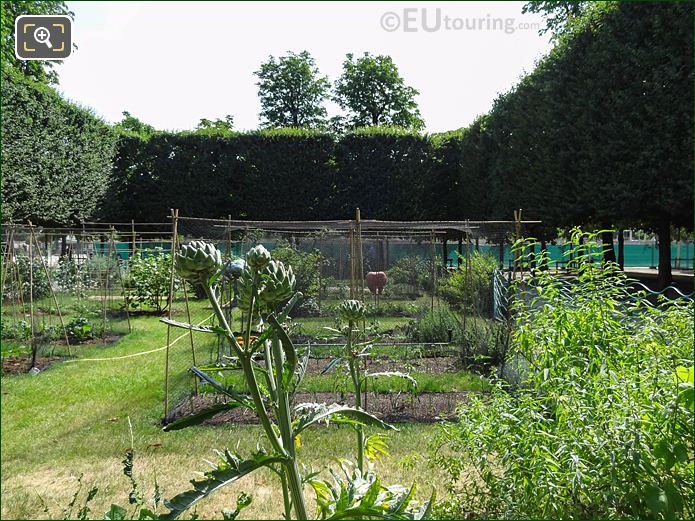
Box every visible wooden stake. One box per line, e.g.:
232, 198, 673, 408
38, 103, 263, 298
28, 222, 37, 368
163, 208, 179, 420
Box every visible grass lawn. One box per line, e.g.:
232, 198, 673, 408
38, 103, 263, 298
1, 301, 468, 520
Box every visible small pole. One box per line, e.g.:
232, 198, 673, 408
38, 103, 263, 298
28, 222, 37, 368
356, 208, 364, 301
163, 208, 180, 420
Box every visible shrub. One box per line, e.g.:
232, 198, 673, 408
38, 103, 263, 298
123, 248, 174, 313
387, 256, 431, 296
407, 304, 459, 343
439, 251, 496, 316
431, 230, 694, 519
65, 317, 97, 342
270, 241, 324, 300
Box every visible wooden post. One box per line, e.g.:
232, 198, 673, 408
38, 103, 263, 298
442, 237, 448, 268
28, 222, 37, 368
457, 236, 463, 268
163, 208, 180, 420
356, 208, 364, 300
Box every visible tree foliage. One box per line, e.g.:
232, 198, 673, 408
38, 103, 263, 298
255, 51, 330, 128
1, 67, 116, 226
0, 0, 73, 84
334, 53, 424, 131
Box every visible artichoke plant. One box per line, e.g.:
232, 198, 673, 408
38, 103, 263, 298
175, 240, 223, 286
161, 242, 432, 520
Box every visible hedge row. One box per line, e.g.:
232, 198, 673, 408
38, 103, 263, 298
1, 68, 116, 226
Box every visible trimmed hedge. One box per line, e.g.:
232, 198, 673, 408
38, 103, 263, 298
1, 68, 116, 226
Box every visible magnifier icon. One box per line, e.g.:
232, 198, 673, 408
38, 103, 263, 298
33, 26, 53, 48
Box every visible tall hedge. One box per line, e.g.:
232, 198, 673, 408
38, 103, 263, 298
1, 68, 116, 226
104, 128, 335, 222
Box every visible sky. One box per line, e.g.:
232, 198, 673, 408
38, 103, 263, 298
54, 1, 552, 133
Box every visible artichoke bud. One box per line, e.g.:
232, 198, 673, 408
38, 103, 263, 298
338, 299, 366, 322
176, 240, 223, 284
246, 245, 272, 271
235, 268, 258, 313
223, 258, 246, 280
259, 260, 295, 306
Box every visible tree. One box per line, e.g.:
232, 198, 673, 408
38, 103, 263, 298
0, 1, 74, 84
113, 111, 155, 136
194, 115, 234, 136
522, 1, 589, 38
334, 53, 424, 131
255, 51, 330, 128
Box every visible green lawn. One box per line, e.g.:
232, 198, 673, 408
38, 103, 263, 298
1, 302, 467, 520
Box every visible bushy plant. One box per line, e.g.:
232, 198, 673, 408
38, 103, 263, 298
439, 252, 497, 316
407, 305, 459, 343
65, 317, 97, 342
269, 241, 325, 300
123, 248, 175, 313
387, 256, 430, 296
431, 229, 694, 519
3, 254, 51, 301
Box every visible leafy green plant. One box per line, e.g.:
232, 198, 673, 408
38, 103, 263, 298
65, 317, 96, 342
270, 241, 325, 303
3, 254, 51, 301
323, 299, 417, 472
431, 229, 694, 519
439, 252, 496, 316
161, 243, 433, 519
124, 248, 176, 313
407, 305, 459, 343
387, 256, 430, 296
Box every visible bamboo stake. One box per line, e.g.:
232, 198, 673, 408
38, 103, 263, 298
28, 222, 36, 368
182, 282, 198, 395
163, 208, 179, 420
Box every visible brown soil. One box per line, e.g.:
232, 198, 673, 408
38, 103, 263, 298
53, 333, 124, 346
2, 356, 63, 375
305, 356, 461, 375
167, 390, 470, 425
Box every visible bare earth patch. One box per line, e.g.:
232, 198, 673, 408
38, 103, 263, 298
168, 390, 469, 425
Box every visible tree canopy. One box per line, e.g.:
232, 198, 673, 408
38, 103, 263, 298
255, 51, 330, 128
0, 0, 73, 84
333, 53, 424, 131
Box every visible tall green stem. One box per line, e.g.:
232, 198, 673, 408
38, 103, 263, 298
347, 322, 365, 473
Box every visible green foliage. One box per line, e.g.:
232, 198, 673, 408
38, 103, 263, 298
3, 254, 51, 300
114, 111, 156, 137
124, 249, 175, 313
387, 256, 430, 296
65, 316, 97, 342
0, 0, 73, 84
1, 68, 116, 226
193, 115, 234, 136
334, 53, 424, 130
431, 229, 694, 519
439, 252, 497, 316
522, 1, 589, 38
270, 241, 324, 306
333, 127, 431, 219
255, 50, 330, 128
408, 305, 458, 343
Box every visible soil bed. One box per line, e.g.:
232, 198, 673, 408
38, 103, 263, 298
2, 356, 63, 374
167, 390, 472, 425
305, 355, 461, 375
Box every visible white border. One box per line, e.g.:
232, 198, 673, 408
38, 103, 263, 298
14, 14, 72, 61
